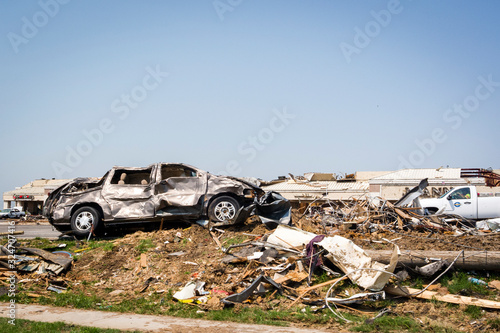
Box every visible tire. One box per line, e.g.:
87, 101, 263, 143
208, 196, 240, 223
70, 207, 101, 237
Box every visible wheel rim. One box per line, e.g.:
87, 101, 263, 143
75, 211, 94, 231
214, 201, 236, 221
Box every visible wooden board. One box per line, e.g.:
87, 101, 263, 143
384, 285, 500, 309
140, 253, 147, 268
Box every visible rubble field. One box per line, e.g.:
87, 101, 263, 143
2, 212, 500, 332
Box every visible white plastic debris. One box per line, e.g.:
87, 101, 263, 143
247, 252, 264, 260
266, 225, 316, 248
318, 236, 399, 291
173, 282, 197, 301
267, 225, 399, 291
173, 281, 208, 301
476, 218, 500, 231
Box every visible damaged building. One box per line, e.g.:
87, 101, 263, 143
2, 178, 71, 214
262, 168, 500, 205
369, 168, 500, 200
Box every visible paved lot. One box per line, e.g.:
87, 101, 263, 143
0, 220, 62, 239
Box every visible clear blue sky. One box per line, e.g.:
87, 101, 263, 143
1, 0, 500, 202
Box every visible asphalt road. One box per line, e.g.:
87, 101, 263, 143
0, 220, 62, 239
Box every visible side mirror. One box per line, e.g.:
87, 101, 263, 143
160, 179, 167, 185
447, 195, 452, 200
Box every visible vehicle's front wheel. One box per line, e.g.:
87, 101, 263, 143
208, 196, 240, 223
70, 207, 101, 237
425, 207, 439, 215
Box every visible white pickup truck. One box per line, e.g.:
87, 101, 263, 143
420, 186, 500, 219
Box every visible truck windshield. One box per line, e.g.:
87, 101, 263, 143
447, 188, 471, 200
439, 190, 451, 199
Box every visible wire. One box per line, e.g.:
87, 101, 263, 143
324, 268, 401, 323
396, 250, 464, 297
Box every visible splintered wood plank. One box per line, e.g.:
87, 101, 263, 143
384, 285, 500, 309
140, 253, 147, 268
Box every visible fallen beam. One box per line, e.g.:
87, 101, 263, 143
385, 285, 500, 309
366, 250, 500, 271
0, 231, 24, 236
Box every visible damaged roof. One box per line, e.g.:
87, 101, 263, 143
370, 168, 485, 186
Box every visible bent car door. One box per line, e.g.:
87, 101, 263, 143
154, 164, 208, 217
446, 187, 476, 219
101, 166, 155, 219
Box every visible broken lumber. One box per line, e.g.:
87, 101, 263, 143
140, 253, 147, 268
366, 250, 500, 271
0, 231, 24, 236
297, 277, 345, 293
274, 271, 308, 284
384, 285, 500, 309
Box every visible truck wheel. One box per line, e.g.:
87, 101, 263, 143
70, 207, 101, 237
208, 196, 240, 223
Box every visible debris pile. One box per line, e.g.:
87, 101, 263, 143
297, 180, 491, 236
0, 244, 72, 276
2, 180, 500, 331
0, 242, 73, 296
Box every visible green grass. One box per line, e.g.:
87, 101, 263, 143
22, 237, 53, 248
312, 271, 331, 284
440, 272, 491, 296
207, 307, 289, 326
134, 239, 155, 253
101, 242, 114, 251
0, 317, 138, 333
410, 276, 424, 289
464, 305, 482, 319
221, 235, 247, 247
1, 289, 466, 332
19, 238, 114, 253
4, 289, 352, 327
38, 292, 104, 309
351, 315, 421, 332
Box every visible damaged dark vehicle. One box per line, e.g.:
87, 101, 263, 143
43, 163, 291, 237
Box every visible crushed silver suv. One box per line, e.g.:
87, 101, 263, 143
43, 163, 290, 237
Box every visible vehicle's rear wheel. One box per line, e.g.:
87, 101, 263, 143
70, 207, 101, 237
208, 196, 240, 223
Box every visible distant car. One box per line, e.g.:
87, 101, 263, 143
43, 163, 289, 237
0, 208, 26, 219
0, 209, 11, 218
